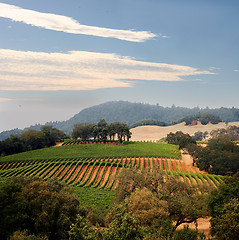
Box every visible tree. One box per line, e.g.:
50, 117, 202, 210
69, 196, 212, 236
210, 126, 239, 140
210, 198, 239, 240
96, 119, 108, 142
192, 131, 208, 141
107, 123, 118, 141
115, 168, 207, 231
72, 123, 94, 141
40, 125, 66, 146
178, 112, 221, 125
103, 203, 144, 240
0, 181, 29, 240
0, 176, 80, 240
114, 122, 131, 143
173, 225, 205, 240
208, 173, 239, 239
68, 215, 99, 240
9, 230, 42, 240
166, 131, 196, 149
0, 134, 25, 156
125, 188, 169, 226
21, 129, 47, 150
194, 135, 239, 175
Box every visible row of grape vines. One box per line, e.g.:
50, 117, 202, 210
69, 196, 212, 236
0, 157, 224, 192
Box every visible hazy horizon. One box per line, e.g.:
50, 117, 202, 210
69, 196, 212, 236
1, 99, 238, 133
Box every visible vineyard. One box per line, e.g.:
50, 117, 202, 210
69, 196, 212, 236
0, 154, 224, 193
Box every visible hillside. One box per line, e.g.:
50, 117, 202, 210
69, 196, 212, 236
1, 101, 239, 140
131, 121, 239, 141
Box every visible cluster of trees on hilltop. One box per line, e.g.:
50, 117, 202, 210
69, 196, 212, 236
175, 112, 222, 125
129, 112, 222, 129
0, 126, 67, 157
130, 119, 168, 128
72, 119, 131, 143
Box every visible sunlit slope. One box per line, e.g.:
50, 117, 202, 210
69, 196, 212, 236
0, 142, 181, 162
131, 121, 239, 141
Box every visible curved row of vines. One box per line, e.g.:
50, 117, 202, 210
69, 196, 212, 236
0, 156, 224, 193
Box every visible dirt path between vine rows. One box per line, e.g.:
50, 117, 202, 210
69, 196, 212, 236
181, 150, 207, 174
180, 151, 211, 238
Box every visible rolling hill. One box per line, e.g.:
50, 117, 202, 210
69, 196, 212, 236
1, 101, 239, 140
130, 121, 239, 141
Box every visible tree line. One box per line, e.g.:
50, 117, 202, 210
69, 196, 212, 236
0, 120, 131, 157
72, 119, 131, 143
0, 126, 66, 157
174, 112, 222, 125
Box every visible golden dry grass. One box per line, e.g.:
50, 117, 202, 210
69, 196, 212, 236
130, 121, 239, 141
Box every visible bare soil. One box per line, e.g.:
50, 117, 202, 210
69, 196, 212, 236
181, 150, 207, 174
177, 217, 211, 238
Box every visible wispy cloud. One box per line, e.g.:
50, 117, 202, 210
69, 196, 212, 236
0, 98, 14, 102
0, 3, 156, 42
209, 67, 221, 71
233, 69, 239, 72
0, 49, 214, 91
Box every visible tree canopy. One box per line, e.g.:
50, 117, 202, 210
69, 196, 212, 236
114, 168, 208, 232
166, 131, 196, 149
208, 173, 239, 239
193, 135, 239, 175
0, 176, 80, 240
0, 126, 67, 157
72, 119, 131, 143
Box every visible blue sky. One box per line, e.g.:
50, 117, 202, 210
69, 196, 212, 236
0, 0, 239, 132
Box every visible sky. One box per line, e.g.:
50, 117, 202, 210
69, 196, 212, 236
0, 0, 239, 132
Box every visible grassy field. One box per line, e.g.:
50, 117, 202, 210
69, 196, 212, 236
0, 142, 181, 162
74, 187, 115, 213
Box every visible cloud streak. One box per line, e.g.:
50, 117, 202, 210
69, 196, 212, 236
0, 49, 214, 91
0, 3, 156, 42
0, 98, 14, 102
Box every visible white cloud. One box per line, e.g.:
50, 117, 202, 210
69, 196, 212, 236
0, 3, 156, 42
0, 98, 14, 102
209, 67, 221, 71
233, 69, 239, 72
0, 49, 214, 91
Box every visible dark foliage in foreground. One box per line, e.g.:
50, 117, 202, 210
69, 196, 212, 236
208, 173, 239, 239
0, 176, 80, 240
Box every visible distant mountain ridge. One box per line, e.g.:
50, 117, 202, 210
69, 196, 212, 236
1, 101, 239, 140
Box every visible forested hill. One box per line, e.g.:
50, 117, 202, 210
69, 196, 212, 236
1, 101, 239, 140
